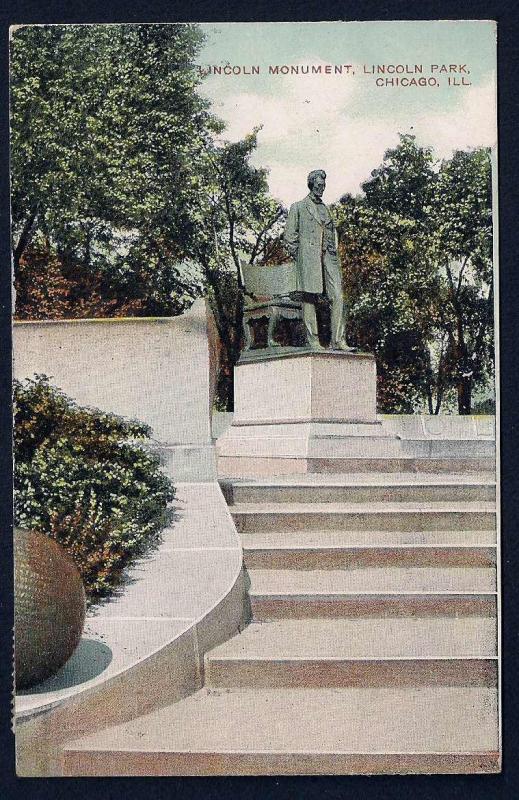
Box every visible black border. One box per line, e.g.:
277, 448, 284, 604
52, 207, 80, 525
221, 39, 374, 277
1, 3, 518, 799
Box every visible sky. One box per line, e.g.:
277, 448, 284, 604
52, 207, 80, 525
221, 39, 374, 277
197, 21, 497, 207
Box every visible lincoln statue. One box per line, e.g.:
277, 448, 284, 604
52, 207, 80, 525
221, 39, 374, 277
284, 169, 354, 351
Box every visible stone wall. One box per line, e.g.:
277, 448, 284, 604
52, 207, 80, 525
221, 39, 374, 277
13, 299, 219, 480
213, 411, 495, 441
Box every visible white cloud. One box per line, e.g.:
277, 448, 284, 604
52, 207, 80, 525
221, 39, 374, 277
209, 91, 287, 143
410, 81, 497, 157
203, 57, 357, 142
201, 66, 496, 206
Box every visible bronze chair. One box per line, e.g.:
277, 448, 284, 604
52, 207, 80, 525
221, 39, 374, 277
240, 260, 303, 350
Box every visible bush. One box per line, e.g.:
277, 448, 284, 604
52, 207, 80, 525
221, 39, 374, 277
15, 244, 204, 321
472, 397, 496, 415
14, 376, 175, 603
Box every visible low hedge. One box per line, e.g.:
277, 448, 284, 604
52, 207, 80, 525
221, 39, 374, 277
14, 375, 175, 603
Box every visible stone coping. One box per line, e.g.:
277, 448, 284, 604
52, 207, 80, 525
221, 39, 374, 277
15, 482, 245, 723
238, 346, 374, 364
231, 417, 384, 427
13, 316, 179, 326
213, 412, 495, 440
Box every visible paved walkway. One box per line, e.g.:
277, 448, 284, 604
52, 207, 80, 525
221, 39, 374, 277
16, 483, 241, 719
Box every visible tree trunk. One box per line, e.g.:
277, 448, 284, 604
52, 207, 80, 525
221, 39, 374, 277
434, 355, 445, 415
13, 205, 39, 270
224, 318, 244, 411
426, 385, 433, 415
225, 365, 235, 412
445, 259, 473, 417
201, 257, 242, 412
434, 389, 444, 415
458, 376, 472, 415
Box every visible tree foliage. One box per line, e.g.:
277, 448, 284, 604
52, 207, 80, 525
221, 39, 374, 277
11, 25, 284, 407
11, 23, 219, 315
335, 135, 494, 414
430, 148, 494, 413
189, 131, 286, 406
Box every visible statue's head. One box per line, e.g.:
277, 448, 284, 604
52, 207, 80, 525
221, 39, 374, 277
307, 169, 326, 198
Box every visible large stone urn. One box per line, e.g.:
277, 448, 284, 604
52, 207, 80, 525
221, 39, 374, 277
14, 528, 86, 690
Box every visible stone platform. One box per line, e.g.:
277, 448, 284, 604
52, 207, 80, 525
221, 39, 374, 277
43, 345, 499, 776
62, 468, 499, 776
15, 483, 246, 776
217, 350, 494, 478
234, 348, 377, 425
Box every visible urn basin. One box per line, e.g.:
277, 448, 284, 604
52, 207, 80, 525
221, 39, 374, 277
15, 527, 86, 690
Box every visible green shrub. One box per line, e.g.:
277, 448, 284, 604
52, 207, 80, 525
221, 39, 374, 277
14, 376, 175, 603
472, 397, 496, 415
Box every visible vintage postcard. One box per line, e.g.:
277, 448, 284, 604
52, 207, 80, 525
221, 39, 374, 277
11, 20, 498, 776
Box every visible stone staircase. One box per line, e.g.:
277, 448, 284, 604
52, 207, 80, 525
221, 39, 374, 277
62, 470, 499, 776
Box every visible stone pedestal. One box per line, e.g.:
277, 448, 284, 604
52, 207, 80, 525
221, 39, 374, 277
217, 349, 402, 477
233, 349, 377, 425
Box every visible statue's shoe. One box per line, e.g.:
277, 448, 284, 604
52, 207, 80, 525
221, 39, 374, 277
330, 341, 357, 352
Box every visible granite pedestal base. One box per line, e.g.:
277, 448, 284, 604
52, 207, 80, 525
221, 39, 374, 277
217, 350, 401, 477
233, 348, 377, 425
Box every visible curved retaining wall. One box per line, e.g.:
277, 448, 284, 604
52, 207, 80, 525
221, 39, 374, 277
13, 300, 246, 776
15, 482, 247, 777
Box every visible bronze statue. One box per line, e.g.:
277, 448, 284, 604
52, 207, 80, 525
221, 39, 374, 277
284, 169, 354, 351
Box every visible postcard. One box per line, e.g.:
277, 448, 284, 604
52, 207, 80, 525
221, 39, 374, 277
11, 20, 498, 776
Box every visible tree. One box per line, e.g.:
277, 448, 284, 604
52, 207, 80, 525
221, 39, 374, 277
191, 132, 286, 408
335, 135, 494, 414
11, 25, 285, 407
335, 136, 441, 412
430, 148, 494, 414
10, 23, 221, 313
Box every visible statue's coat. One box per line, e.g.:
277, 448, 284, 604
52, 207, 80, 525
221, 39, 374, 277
284, 194, 340, 295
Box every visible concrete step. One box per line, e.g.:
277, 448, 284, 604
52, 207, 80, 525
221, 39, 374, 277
223, 475, 495, 504
307, 437, 494, 459
248, 568, 496, 620
243, 540, 496, 569
62, 686, 500, 775
232, 501, 496, 533
205, 618, 497, 688
308, 457, 496, 474
217, 456, 496, 480
241, 529, 497, 547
